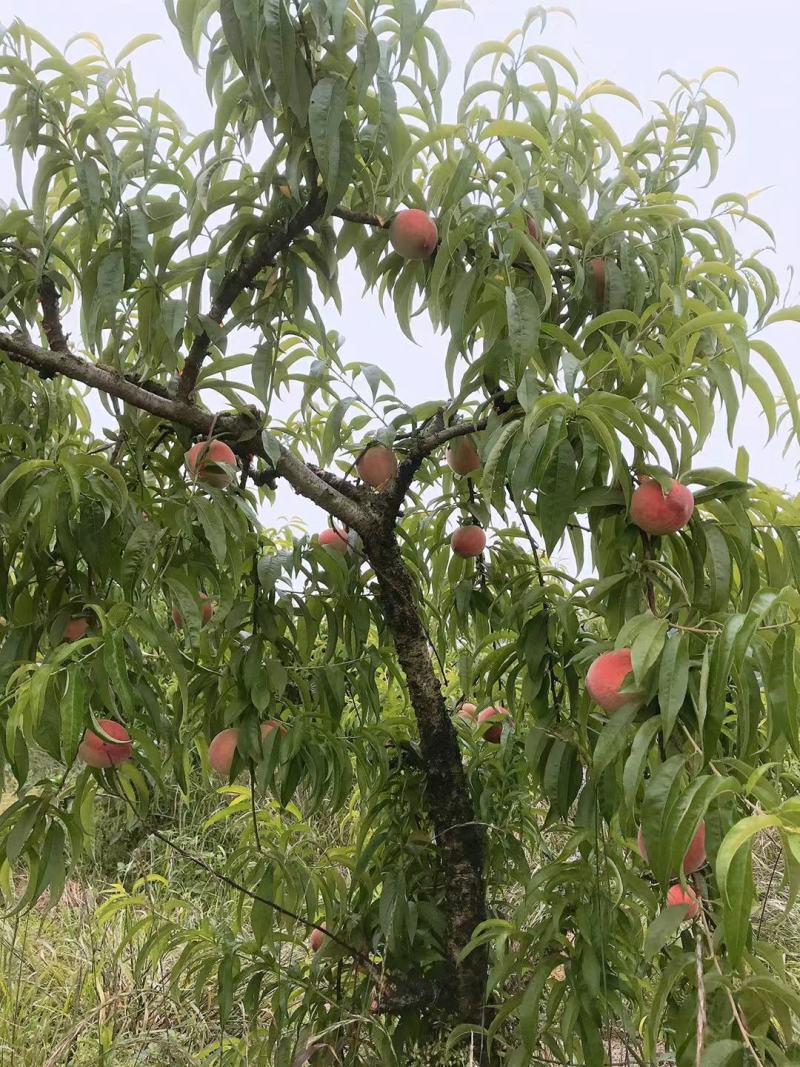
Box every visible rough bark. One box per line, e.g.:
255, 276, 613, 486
364, 530, 488, 1023
177, 194, 325, 400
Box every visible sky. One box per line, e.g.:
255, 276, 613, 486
1, 0, 799, 535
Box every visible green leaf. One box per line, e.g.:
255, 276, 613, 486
722, 841, 752, 968
114, 33, 162, 65
658, 633, 688, 741
644, 904, 687, 960
506, 286, 542, 378
717, 814, 781, 905
700, 1041, 744, 1067
764, 306, 800, 326
704, 614, 744, 756
264, 0, 302, 117
623, 717, 661, 811
631, 617, 667, 685
309, 77, 347, 196
593, 703, 639, 775
538, 439, 576, 552
61, 669, 87, 764
193, 494, 228, 565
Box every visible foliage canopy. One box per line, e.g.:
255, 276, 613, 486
1, 2, 800, 1064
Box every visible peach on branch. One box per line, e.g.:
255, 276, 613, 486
457, 701, 478, 722
477, 704, 512, 743
185, 439, 237, 488
309, 924, 328, 952
77, 719, 133, 768
526, 216, 544, 244
451, 526, 486, 558
446, 437, 481, 476
638, 822, 706, 875
171, 593, 215, 629
319, 526, 349, 553
666, 884, 700, 920
209, 721, 287, 777
588, 257, 607, 304
630, 477, 694, 536
261, 719, 288, 741
356, 444, 398, 489
585, 648, 644, 712
63, 617, 90, 642
388, 209, 438, 260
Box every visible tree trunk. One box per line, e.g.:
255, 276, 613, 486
365, 532, 489, 1024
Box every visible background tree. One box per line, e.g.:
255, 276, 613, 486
1, 3, 800, 1064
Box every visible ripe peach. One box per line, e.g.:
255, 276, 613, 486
451, 526, 486, 558
309, 924, 327, 952
356, 445, 398, 489
260, 719, 288, 741
171, 593, 215, 629
388, 209, 438, 260
527, 216, 544, 244
78, 719, 133, 768
638, 822, 706, 875
446, 437, 481, 476
477, 704, 512, 743
319, 526, 349, 553
63, 617, 89, 642
585, 648, 644, 713
209, 721, 286, 777
666, 884, 700, 920
457, 702, 478, 722
630, 478, 694, 536
588, 257, 606, 304
185, 440, 237, 488
208, 727, 240, 776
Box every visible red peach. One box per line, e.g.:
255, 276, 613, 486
185, 440, 237, 488
630, 478, 694, 536
446, 437, 481, 476
638, 822, 706, 875
319, 526, 349, 553
477, 704, 512, 743
208, 727, 240, 776
77, 719, 133, 768
63, 617, 89, 642
260, 719, 288, 741
585, 648, 644, 713
457, 702, 478, 722
389, 209, 438, 260
666, 884, 700, 920
209, 721, 286, 777
309, 924, 327, 952
356, 445, 398, 489
588, 257, 606, 304
451, 526, 486, 558
171, 593, 215, 629
527, 216, 544, 244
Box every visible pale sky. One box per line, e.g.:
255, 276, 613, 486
2, 0, 799, 535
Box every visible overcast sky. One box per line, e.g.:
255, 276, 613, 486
2, 0, 799, 535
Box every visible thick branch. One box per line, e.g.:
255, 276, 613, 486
0, 331, 366, 531
37, 274, 69, 354
383, 414, 491, 518
177, 194, 326, 401
362, 531, 488, 1023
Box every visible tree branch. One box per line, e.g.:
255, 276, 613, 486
37, 273, 70, 354
0, 331, 366, 531
177, 193, 326, 401
381, 414, 492, 518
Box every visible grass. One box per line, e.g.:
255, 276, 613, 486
0, 753, 798, 1066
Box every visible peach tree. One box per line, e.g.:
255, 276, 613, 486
1, 3, 800, 1064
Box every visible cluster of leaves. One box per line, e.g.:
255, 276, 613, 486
2, 2, 800, 1065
